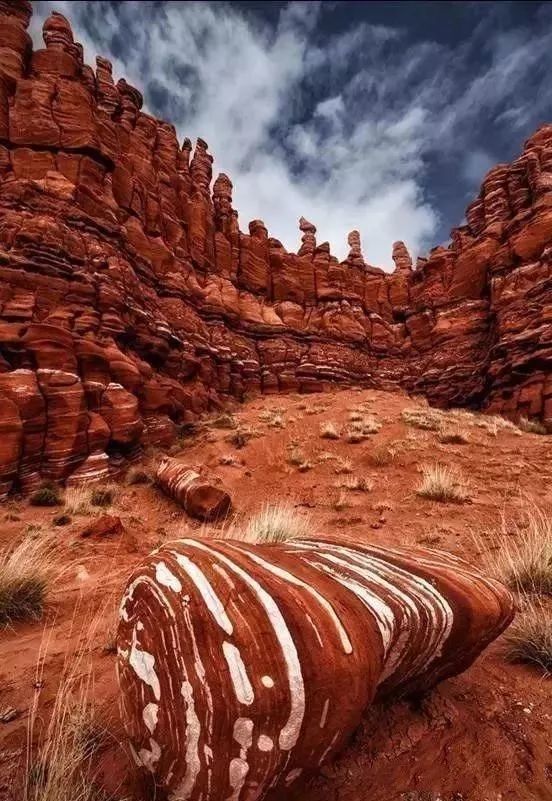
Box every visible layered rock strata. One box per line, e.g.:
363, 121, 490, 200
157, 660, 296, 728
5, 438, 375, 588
0, 1, 550, 494
117, 536, 514, 801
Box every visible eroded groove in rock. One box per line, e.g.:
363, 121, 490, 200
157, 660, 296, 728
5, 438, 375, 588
0, 0, 550, 496
117, 537, 514, 801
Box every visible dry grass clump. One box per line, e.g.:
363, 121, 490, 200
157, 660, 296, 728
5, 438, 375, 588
517, 416, 548, 435
64, 484, 117, 515
126, 467, 151, 485
0, 534, 57, 626
437, 429, 469, 445
487, 505, 552, 595
503, 596, 552, 674
259, 410, 286, 428
245, 503, 312, 544
368, 445, 396, 467
401, 408, 442, 431
287, 446, 306, 466
339, 475, 373, 492
23, 627, 106, 801
29, 484, 61, 507
334, 457, 354, 475
332, 492, 350, 512
228, 427, 253, 449
345, 416, 381, 443
416, 464, 469, 504
90, 486, 115, 508
348, 410, 364, 422
320, 421, 340, 439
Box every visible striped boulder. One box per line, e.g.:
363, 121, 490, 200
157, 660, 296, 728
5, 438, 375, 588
156, 456, 232, 521
117, 537, 513, 801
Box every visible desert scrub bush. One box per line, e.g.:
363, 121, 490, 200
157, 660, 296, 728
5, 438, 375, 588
416, 464, 469, 503
487, 505, 552, 595
517, 416, 548, 435
348, 410, 364, 422
29, 484, 61, 507
90, 486, 116, 508
0, 534, 56, 626
503, 596, 552, 674
401, 408, 441, 431
245, 503, 312, 544
437, 429, 469, 444
53, 513, 72, 527
319, 421, 340, 439
126, 467, 151, 485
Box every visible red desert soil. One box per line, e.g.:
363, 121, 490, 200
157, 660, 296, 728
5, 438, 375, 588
1, 389, 551, 801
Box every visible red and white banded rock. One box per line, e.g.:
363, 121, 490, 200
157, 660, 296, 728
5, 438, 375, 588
156, 456, 232, 521
117, 536, 513, 801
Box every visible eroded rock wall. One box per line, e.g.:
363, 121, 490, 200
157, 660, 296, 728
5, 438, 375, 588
0, 1, 550, 493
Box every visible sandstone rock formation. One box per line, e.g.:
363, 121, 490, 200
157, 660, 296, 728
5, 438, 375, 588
0, 1, 550, 495
117, 536, 514, 801
156, 456, 232, 521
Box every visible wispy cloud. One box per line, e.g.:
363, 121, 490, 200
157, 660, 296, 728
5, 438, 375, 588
30, 1, 552, 267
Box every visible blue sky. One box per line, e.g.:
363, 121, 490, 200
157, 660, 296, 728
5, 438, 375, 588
31, 1, 552, 268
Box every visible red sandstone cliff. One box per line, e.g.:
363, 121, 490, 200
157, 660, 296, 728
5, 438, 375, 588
0, 1, 550, 495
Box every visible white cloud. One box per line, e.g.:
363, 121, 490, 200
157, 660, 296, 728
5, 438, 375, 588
29, 1, 552, 268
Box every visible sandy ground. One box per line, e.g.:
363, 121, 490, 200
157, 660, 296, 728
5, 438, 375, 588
0, 387, 551, 801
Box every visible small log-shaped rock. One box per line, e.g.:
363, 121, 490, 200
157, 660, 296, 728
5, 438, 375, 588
156, 456, 232, 521
117, 536, 513, 800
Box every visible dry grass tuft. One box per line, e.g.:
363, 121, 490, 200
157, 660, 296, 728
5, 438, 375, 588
339, 475, 373, 492
23, 620, 108, 801
437, 429, 469, 445
486, 505, 552, 595
287, 446, 307, 466
416, 464, 469, 503
0, 534, 57, 626
245, 504, 312, 544
401, 408, 441, 431
320, 421, 340, 440
334, 456, 354, 475
517, 417, 548, 435
368, 445, 396, 467
332, 492, 350, 511
64, 484, 117, 516
126, 467, 151, 485
503, 596, 552, 674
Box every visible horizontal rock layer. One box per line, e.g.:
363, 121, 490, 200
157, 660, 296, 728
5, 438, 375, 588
0, 1, 550, 493
117, 536, 514, 800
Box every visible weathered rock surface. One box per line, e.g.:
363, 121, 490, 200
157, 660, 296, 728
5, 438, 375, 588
0, 1, 550, 495
156, 456, 232, 521
117, 536, 514, 800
